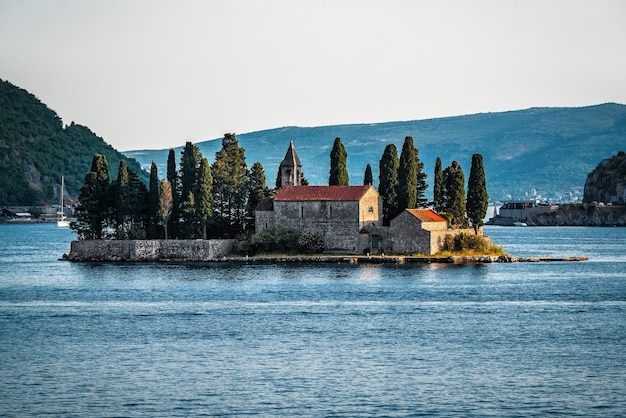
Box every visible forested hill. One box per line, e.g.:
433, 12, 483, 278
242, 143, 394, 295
128, 103, 626, 202
0, 79, 147, 206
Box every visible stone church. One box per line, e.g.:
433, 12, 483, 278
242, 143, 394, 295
255, 142, 473, 255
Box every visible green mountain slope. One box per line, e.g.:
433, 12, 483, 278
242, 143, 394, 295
0, 79, 148, 206
127, 103, 626, 202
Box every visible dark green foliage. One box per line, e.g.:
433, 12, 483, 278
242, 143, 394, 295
433, 157, 444, 211
443, 161, 467, 227
467, 154, 489, 232
180, 141, 201, 205
583, 151, 626, 204
196, 158, 213, 240
398, 136, 418, 211
246, 162, 269, 231
379, 144, 400, 225
241, 226, 325, 255
111, 160, 130, 238
363, 164, 373, 186
147, 162, 161, 239
180, 191, 196, 238
0, 78, 148, 206
329, 137, 349, 186
416, 156, 428, 208
167, 148, 180, 239
211, 133, 248, 237
72, 155, 111, 239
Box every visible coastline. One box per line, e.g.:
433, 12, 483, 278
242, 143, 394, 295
62, 239, 588, 264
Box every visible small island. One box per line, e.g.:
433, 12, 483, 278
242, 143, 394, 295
63, 136, 586, 264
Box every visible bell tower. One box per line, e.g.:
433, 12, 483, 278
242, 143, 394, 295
279, 141, 302, 187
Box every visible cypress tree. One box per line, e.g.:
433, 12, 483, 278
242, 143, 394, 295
379, 144, 400, 225
467, 153, 489, 233
167, 148, 180, 239
159, 179, 173, 240
246, 162, 269, 231
196, 157, 213, 240
398, 136, 418, 210
443, 161, 467, 228
416, 153, 428, 208
72, 154, 111, 239
112, 160, 130, 238
127, 167, 149, 238
329, 137, 349, 186
433, 157, 444, 212
147, 161, 160, 239
180, 141, 201, 206
181, 191, 196, 238
363, 164, 373, 186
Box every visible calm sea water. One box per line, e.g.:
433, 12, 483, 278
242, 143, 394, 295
0, 224, 625, 417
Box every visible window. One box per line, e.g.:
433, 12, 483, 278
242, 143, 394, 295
368, 206, 374, 213
301, 206, 304, 219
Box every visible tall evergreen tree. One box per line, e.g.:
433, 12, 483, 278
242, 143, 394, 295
398, 136, 418, 211
443, 160, 467, 227
329, 137, 349, 186
112, 160, 130, 238
416, 153, 428, 208
72, 154, 111, 239
180, 191, 196, 238
379, 144, 400, 225
146, 161, 161, 238
211, 133, 248, 236
196, 157, 213, 240
167, 148, 180, 239
433, 157, 444, 212
467, 153, 489, 233
180, 141, 201, 206
159, 179, 173, 240
127, 167, 149, 238
363, 164, 373, 186
246, 162, 269, 231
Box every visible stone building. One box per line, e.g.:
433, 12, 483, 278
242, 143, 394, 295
388, 209, 448, 254
256, 185, 382, 253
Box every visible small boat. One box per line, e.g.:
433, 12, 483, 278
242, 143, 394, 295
57, 176, 70, 227
513, 221, 528, 227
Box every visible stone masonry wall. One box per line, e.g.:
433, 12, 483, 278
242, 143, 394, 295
66, 239, 236, 262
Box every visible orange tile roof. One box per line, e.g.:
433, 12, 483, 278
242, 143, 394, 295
274, 185, 374, 202
405, 209, 447, 223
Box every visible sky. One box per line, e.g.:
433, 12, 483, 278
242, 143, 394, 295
1, 0, 625, 151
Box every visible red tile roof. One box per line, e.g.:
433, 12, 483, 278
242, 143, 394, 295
405, 209, 447, 223
274, 185, 374, 202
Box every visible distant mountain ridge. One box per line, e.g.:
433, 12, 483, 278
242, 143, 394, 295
0, 79, 148, 206
127, 103, 626, 202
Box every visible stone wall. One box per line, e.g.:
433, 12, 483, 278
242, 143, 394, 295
66, 239, 236, 262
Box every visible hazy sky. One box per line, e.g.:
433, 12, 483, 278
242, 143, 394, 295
1, 0, 625, 151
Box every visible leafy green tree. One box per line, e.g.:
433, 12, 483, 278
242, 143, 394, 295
433, 157, 444, 211
467, 153, 489, 233
443, 160, 467, 227
72, 154, 111, 239
329, 137, 349, 186
379, 144, 400, 225
146, 161, 161, 239
398, 136, 418, 210
211, 133, 248, 236
111, 160, 130, 238
159, 179, 173, 239
167, 148, 180, 239
180, 191, 196, 238
363, 164, 373, 186
196, 157, 213, 240
246, 161, 269, 231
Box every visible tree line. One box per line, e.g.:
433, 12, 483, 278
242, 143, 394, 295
328, 136, 488, 231
73, 134, 488, 240
72, 133, 269, 240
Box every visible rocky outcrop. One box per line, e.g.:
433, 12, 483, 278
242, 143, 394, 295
528, 204, 626, 226
584, 151, 626, 205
